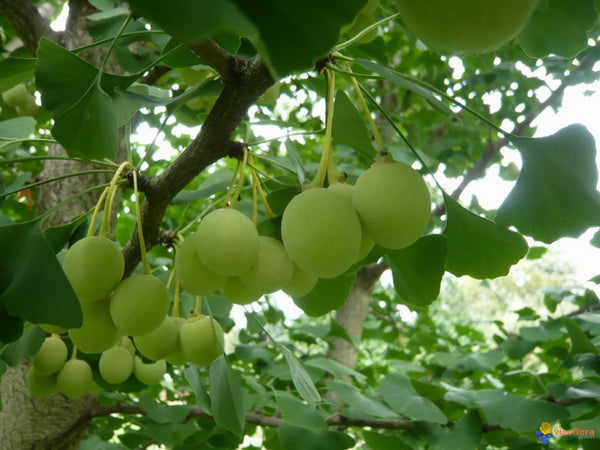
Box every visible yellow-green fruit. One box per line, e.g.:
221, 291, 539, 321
134, 316, 178, 360
27, 366, 57, 398
16, 95, 39, 116
179, 316, 223, 367
222, 276, 262, 305
110, 274, 170, 336
69, 298, 121, 354
134, 357, 166, 385
179, 67, 213, 86
62, 236, 124, 303
165, 317, 187, 365
283, 264, 318, 298
396, 0, 539, 55
31, 336, 68, 376
120, 336, 136, 355
99, 346, 134, 384
281, 188, 362, 278
2, 83, 29, 107
175, 236, 226, 295
239, 236, 294, 294
353, 162, 430, 249
39, 323, 67, 334
194, 208, 259, 277
328, 183, 375, 261
56, 359, 92, 398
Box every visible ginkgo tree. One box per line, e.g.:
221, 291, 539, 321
1, 0, 600, 449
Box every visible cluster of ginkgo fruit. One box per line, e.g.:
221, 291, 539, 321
175, 153, 431, 305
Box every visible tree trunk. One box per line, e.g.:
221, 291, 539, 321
0, 2, 124, 447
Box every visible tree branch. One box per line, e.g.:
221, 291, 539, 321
186, 39, 239, 83
0, 0, 60, 55
122, 54, 275, 275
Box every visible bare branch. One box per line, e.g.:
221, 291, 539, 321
186, 39, 239, 83
0, 0, 60, 55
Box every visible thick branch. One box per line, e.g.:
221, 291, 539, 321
0, 0, 60, 54
187, 39, 238, 82
327, 262, 389, 369
122, 53, 274, 275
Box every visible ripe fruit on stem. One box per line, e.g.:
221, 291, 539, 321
179, 315, 223, 367
62, 236, 124, 303
281, 188, 362, 278
283, 263, 318, 298
175, 236, 225, 295
353, 160, 431, 249
31, 336, 68, 376
239, 236, 294, 295
395, 0, 539, 55
194, 208, 260, 277
134, 316, 179, 360
56, 359, 93, 398
110, 274, 170, 336
134, 357, 166, 385
99, 345, 134, 384
68, 298, 121, 354
27, 366, 57, 398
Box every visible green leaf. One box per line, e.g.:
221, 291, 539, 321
52, 84, 119, 160
231, 0, 367, 77
562, 317, 598, 354
362, 431, 411, 450
0, 221, 82, 328
332, 90, 376, 160
497, 124, 600, 243
280, 346, 321, 404
278, 395, 327, 431
386, 234, 447, 307
475, 390, 569, 433
36, 39, 136, 116
435, 410, 482, 450
443, 386, 569, 432
293, 272, 355, 317
547, 379, 600, 401
375, 373, 447, 424
354, 59, 452, 116
138, 396, 190, 424
0, 58, 35, 92
278, 424, 355, 450
127, 0, 258, 46
329, 379, 398, 418
518, 0, 597, 58
0, 324, 45, 366
209, 356, 246, 436
172, 168, 234, 205
183, 366, 212, 413
44, 214, 88, 253
0, 302, 23, 344
0, 117, 36, 148
443, 194, 528, 279
304, 357, 367, 383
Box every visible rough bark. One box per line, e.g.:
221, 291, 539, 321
327, 262, 388, 369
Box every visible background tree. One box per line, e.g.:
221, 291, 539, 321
1, 0, 600, 449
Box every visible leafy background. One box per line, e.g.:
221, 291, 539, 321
1, 0, 600, 448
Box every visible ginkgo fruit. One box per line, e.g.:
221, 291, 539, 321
353, 161, 430, 249
68, 298, 121, 354
179, 316, 223, 367
2, 83, 29, 107
222, 276, 262, 305
283, 263, 318, 298
134, 357, 166, 385
328, 182, 375, 260
194, 208, 259, 277
164, 317, 187, 366
62, 236, 124, 303
134, 316, 178, 360
31, 336, 68, 376
239, 236, 294, 294
27, 366, 57, 398
110, 274, 170, 336
281, 188, 362, 278
175, 236, 225, 295
99, 345, 134, 384
56, 359, 93, 398
395, 0, 539, 55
